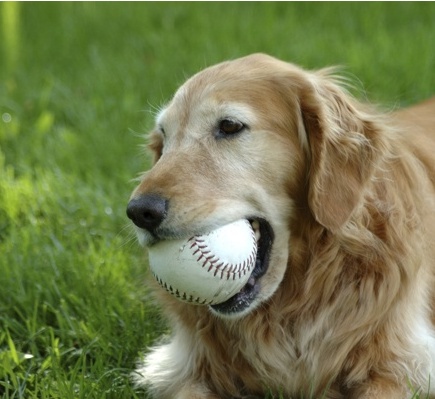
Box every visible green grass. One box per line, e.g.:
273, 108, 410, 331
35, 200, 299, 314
0, 2, 434, 398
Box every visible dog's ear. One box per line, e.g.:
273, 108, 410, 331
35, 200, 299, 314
299, 74, 382, 231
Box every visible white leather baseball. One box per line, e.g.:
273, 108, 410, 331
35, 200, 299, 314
148, 219, 257, 305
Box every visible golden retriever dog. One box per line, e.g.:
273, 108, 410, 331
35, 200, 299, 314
127, 54, 435, 398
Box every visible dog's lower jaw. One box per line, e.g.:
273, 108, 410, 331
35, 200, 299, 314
134, 226, 154, 247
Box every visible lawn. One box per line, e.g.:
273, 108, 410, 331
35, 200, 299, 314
0, 2, 434, 398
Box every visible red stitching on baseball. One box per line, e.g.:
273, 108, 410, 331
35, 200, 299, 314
152, 221, 257, 304
152, 270, 214, 305
188, 223, 257, 281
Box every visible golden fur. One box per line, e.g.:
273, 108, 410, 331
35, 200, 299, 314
128, 54, 435, 398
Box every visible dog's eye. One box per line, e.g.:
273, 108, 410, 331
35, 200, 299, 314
218, 119, 245, 136
158, 126, 166, 137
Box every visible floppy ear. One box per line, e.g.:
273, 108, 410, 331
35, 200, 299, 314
299, 74, 382, 231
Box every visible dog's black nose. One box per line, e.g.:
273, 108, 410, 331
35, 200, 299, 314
126, 194, 168, 231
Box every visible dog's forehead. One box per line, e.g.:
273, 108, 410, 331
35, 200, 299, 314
159, 73, 259, 129
169, 55, 285, 104
156, 55, 307, 141
161, 63, 286, 120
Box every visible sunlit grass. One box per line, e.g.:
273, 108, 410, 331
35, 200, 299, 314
1, 2, 20, 72
0, 2, 434, 398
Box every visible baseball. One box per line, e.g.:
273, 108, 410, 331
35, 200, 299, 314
147, 219, 257, 305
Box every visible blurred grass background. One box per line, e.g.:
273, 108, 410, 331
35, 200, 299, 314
0, 2, 434, 398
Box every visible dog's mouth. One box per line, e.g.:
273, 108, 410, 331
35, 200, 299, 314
210, 218, 274, 316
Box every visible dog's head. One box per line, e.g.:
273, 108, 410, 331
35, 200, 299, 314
127, 54, 382, 318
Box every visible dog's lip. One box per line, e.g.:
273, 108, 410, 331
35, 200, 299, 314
210, 217, 274, 315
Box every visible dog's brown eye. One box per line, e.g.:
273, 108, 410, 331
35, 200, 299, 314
218, 119, 244, 136
158, 126, 166, 137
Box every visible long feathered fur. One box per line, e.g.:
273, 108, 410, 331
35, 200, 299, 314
131, 54, 435, 398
